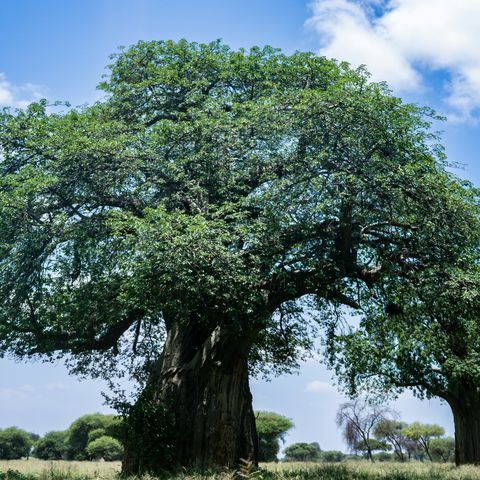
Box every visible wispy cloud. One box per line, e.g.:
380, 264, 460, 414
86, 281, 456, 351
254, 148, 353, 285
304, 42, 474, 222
0, 384, 36, 400
307, 0, 480, 120
0, 382, 72, 400
305, 380, 337, 394
0, 73, 45, 108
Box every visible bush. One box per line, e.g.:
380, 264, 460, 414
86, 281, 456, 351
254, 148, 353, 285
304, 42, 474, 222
86, 428, 106, 444
283, 442, 321, 462
86, 435, 123, 461
320, 450, 346, 462
34, 431, 67, 460
65, 413, 123, 460
0, 427, 33, 460
373, 451, 393, 462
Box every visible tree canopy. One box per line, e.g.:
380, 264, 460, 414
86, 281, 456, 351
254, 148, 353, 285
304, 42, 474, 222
0, 427, 33, 460
255, 411, 294, 462
0, 40, 474, 372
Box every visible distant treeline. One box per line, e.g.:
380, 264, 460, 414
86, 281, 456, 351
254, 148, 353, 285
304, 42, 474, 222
0, 413, 123, 461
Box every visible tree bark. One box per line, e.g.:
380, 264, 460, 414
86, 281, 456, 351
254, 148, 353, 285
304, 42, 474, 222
447, 388, 480, 465
122, 321, 258, 475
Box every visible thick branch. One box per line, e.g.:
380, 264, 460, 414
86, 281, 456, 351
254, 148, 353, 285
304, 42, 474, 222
28, 307, 144, 355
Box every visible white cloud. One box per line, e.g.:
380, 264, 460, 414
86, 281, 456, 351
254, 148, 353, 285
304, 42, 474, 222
307, 0, 480, 119
305, 380, 337, 394
0, 73, 45, 108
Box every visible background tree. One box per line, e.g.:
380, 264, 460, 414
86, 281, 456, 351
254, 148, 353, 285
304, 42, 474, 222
430, 437, 455, 463
255, 411, 293, 462
86, 436, 123, 461
402, 422, 444, 462
0, 39, 476, 474
0, 427, 33, 460
374, 419, 409, 462
65, 414, 122, 460
354, 439, 390, 459
336, 399, 389, 462
283, 443, 321, 462
320, 450, 346, 462
34, 431, 67, 460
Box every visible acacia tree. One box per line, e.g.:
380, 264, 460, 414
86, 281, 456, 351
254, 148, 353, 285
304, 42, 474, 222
0, 40, 476, 474
374, 419, 409, 462
255, 411, 294, 462
402, 422, 444, 462
336, 399, 389, 462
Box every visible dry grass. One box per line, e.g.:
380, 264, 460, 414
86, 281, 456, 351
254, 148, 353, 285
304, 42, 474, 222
263, 461, 480, 479
0, 458, 120, 479
2, 460, 480, 480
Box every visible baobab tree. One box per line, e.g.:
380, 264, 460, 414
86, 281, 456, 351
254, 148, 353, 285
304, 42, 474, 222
0, 40, 476, 473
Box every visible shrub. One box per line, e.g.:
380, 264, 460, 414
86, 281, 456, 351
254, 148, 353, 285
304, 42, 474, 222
34, 431, 67, 460
86, 435, 123, 461
0, 427, 33, 460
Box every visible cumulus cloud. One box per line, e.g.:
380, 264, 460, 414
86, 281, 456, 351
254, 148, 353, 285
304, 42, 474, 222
0, 73, 45, 108
307, 0, 480, 119
305, 380, 337, 393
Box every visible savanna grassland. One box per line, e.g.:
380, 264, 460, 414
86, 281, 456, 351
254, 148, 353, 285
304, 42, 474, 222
3, 461, 480, 480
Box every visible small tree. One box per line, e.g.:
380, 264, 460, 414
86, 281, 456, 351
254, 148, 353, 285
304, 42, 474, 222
283, 442, 321, 462
86, 436, 123, 461
374, 419, 409, 462
66, 413, 122, 460
430, 437, 455, 463
34, 431, 67, 460
255, 411, 294, 462
0, 427, 34, 460
336, 399, 389, 462
402, 422, 444, 462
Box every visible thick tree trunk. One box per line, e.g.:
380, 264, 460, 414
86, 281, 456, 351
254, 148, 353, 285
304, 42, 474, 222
447, 389, 480, 465
122, 322, 258, 475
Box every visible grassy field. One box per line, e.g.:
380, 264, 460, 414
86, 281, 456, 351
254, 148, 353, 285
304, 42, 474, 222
2, 460, 480, 480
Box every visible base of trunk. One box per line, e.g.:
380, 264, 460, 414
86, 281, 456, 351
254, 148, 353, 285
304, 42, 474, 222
448, 389, 480, 465
122, 324, 258, 475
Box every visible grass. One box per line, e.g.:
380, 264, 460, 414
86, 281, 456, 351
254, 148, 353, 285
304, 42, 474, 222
2, 460, 480, 480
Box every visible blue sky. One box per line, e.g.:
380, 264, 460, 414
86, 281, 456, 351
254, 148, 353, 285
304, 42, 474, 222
1, 0, 478, 452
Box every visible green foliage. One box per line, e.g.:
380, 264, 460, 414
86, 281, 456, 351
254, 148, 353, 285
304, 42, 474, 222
320, 450, 346, 462
122, 386, 177, 474
283, 442, 321, 462
33, 431, 66, 460
0, 39, 474, 385
374, 420, 410, 462
402, 423, 444, 461
85, 435, 123, 461
256, 411, 294, 462
402, 423, 445, 442
0, 428, 33, 460
372, 452, 393, 462
86, 429, 105, 444
65, 414, 122, 460
356, 439, 391, 455
430, 437, 455, 463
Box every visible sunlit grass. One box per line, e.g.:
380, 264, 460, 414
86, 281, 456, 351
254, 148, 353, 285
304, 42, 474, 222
2, 460, 480, 479
0, 459, 120, 479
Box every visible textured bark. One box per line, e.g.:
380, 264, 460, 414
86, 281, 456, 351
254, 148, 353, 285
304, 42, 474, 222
448, 389, 480, 465
122, 322, 258, 475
